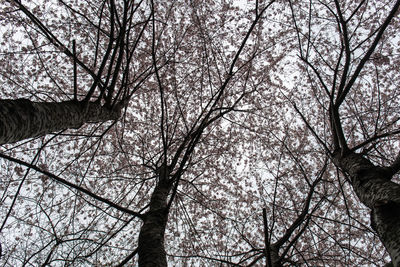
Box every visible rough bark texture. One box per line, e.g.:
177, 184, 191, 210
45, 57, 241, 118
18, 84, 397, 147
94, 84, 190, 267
334, 152, 400, 266
138, 179, 172, 267
0, 99, 121, 145
268, 246, 281, 267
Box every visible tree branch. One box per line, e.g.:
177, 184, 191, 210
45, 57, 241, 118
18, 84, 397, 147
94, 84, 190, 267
0, 152, 143, 219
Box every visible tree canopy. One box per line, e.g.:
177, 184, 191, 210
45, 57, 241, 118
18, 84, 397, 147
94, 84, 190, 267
1, 0, 400, 266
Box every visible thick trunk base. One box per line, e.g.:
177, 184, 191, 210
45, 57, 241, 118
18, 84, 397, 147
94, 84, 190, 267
138, 180, 171, 267
0, 99, 120, 145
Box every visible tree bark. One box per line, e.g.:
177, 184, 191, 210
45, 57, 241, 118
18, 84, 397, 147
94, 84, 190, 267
268, 246, 281, 267
138, 179, 172, 267
0, 99, 122, 145
334, 152, 400, 266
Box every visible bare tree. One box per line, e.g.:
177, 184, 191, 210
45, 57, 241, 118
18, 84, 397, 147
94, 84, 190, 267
2, 0, 400, 266
288, 0, 400, 264
0, 0, 152, 145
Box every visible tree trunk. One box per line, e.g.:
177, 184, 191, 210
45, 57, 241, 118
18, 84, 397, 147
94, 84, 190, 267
267, 246, 281, 267
0, 99, 122, 145
138, 179, 172, 267
334, 152, 400, 265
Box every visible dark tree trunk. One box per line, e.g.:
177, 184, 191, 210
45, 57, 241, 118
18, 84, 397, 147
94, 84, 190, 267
138, 179, 172, 267
0, 99, 122, 145
268, 246, 281, 267
334, 152, 400, 265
